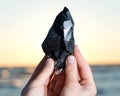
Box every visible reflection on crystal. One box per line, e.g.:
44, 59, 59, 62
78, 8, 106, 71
63, 20, 73, 41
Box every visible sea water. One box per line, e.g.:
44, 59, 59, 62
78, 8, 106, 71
0, 65, 120, 96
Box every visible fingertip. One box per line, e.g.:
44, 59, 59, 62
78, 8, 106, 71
74, 45, 80, 53
65, 55, 78, 83
42, 58, 54, 75
66, 55, 75, 65
66, 55, 76, 73
45, 58, 54, 68
74, 44, 79, 49
74, 44, 78, 48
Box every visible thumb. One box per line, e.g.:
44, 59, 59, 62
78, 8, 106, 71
31, 58, 54, 87
65, 55, 78, 85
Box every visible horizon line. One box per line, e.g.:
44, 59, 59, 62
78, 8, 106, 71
0, 63, 120, 68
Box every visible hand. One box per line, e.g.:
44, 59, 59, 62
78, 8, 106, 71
21, 45, 97, 96
48, 45, 97, 96
21, 56, 54, 96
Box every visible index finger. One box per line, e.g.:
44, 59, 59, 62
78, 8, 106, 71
26, 56, 47, 85
74, 45, 95, 85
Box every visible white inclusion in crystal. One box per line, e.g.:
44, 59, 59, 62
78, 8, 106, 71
63, 20, 73, 41
55, 69, 63, 75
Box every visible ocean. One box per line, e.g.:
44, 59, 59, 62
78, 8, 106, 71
0, 65, 120, 96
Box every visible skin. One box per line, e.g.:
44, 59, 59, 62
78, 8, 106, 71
21, 45, 97, 96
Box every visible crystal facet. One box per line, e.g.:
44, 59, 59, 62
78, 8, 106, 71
42, 7, 75, 70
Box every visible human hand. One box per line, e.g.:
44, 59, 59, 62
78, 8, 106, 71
21, 45, 97, 96
21, 56, 55, 96
48, 45, 97, 96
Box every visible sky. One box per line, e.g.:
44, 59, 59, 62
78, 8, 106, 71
0, 0, 120, 67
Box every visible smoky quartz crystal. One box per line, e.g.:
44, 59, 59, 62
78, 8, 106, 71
42, 7, 75, 71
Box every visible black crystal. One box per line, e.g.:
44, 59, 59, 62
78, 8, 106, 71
42, 7, 75, 70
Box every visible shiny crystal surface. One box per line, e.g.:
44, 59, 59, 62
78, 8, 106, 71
42, 7, 75, 70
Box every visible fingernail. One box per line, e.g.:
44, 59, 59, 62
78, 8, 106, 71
45, 59, 53, 66
67, 56, 75, 64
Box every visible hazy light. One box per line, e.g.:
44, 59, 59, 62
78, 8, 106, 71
0, 0, 120, 67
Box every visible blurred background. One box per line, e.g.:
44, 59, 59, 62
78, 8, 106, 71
0, 0, 120, 96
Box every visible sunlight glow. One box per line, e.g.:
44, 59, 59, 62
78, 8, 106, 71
0, 0, 120, 67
